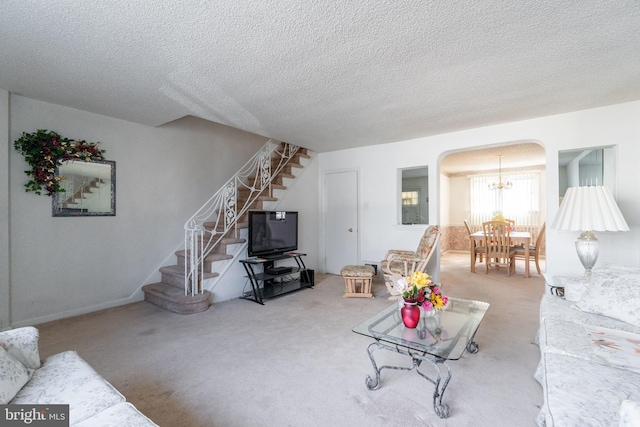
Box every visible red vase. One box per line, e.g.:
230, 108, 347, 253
401, 300, 420, 328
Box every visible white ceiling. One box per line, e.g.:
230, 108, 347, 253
2, 1, 640, 154
440, 142, 547, 176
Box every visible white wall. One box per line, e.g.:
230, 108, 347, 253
5, 95, 640, 326
446, 176, 470, 227
6, 95, 267, 326
317, 101, 640, 278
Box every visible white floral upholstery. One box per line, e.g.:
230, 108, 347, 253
552, 276, 590, 302
573, 270, 640, 325
540, 292, 640, 332
538, 318, 640, 374
1, 328, 157, 426
536, 265, 640, 427
538, 353, 640, 427
0, 326, 41, 370
620, 400, 640, 427
0, 347, 32, 404
74, 402, 157, 427
11, 351, 126, 425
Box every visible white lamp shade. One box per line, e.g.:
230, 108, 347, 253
552, 186, 629, 232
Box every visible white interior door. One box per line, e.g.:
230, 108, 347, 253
324, 170, 359, 274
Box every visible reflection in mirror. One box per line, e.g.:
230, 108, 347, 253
52, 160, 116, 216
558, 146, 615, 202
400, 166, 429, 224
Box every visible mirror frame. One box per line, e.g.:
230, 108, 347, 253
52, 160, 116, 217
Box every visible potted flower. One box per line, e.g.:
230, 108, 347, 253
394, 271, 449, 327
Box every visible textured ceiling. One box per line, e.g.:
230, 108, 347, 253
2, 1, 640, 153
440, 142, 546, 176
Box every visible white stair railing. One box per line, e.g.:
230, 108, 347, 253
183, 140, 299, 296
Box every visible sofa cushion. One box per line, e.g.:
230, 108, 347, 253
0, 326, 41, 370
539, 294, 640, 332
573, 272, 640, 325
584, 325, 640, 372
538, 319, 640, 373
74, 402, 157, 427
0, 347, 32, 404
538, 353, 640, 427
11, 351, 125, 425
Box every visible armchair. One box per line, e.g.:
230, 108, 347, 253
381, 225, 441, 299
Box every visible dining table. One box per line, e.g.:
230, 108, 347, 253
469, 230, 532, 278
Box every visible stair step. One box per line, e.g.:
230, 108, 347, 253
175, 251, 233, 268
159, 265, 218, 288
159, 265, 219, 278
175, 250, 234, 262
142, 283, 211, 314
202, 222, 248, 232
149, 143, 310, 315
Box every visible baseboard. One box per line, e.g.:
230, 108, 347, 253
10, 292, 145, 328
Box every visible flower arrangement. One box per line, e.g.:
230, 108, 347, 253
394, 271, 449, 311
14, 129, 105, 195
492, 213, 506, 222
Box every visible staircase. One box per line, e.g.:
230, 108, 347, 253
142, 141, 310, 314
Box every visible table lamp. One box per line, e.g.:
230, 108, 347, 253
551, 186, 629, 279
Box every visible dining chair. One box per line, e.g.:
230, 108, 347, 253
464, 219, 485, 264
482, 220, 517, 277
515, 222, 546, 274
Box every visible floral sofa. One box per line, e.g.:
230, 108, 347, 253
1, 326, 157, 426
536, 265, 640, 426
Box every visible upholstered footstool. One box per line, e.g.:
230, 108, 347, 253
341, 265, 375, 298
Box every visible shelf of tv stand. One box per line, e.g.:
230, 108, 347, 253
239, 253, 314, 304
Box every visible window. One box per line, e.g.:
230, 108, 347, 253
402, 191, 419, 205
470, 172, 540, 228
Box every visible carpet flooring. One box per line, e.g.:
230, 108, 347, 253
36, 252, 546, 427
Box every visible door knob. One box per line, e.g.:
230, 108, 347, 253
348, 228, 353, 232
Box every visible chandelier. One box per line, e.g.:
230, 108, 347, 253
488, 155, 512, 190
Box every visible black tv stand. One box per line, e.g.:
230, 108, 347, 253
239, 253, 313, 304
266, 266, 292, 275
261, 254, 285, 260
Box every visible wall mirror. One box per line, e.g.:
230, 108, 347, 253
52, 160, 116, 216
558, 146, 615, 201
399, 166, 429, 224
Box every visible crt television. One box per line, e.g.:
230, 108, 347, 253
248, 211, 298, 258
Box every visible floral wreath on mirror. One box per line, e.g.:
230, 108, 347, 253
14, 129, 105, 195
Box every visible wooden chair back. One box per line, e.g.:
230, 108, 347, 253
483, 220, 516, 276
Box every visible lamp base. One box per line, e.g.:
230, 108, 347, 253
576, 230, 599, 280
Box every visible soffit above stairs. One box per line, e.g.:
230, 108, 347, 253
2, 1, 640, 153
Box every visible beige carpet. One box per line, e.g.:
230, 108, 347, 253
36, 252, 546, 427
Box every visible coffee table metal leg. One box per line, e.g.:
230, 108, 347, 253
364, 341, 452, 419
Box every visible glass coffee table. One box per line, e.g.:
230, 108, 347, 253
352, 297, 490, 418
